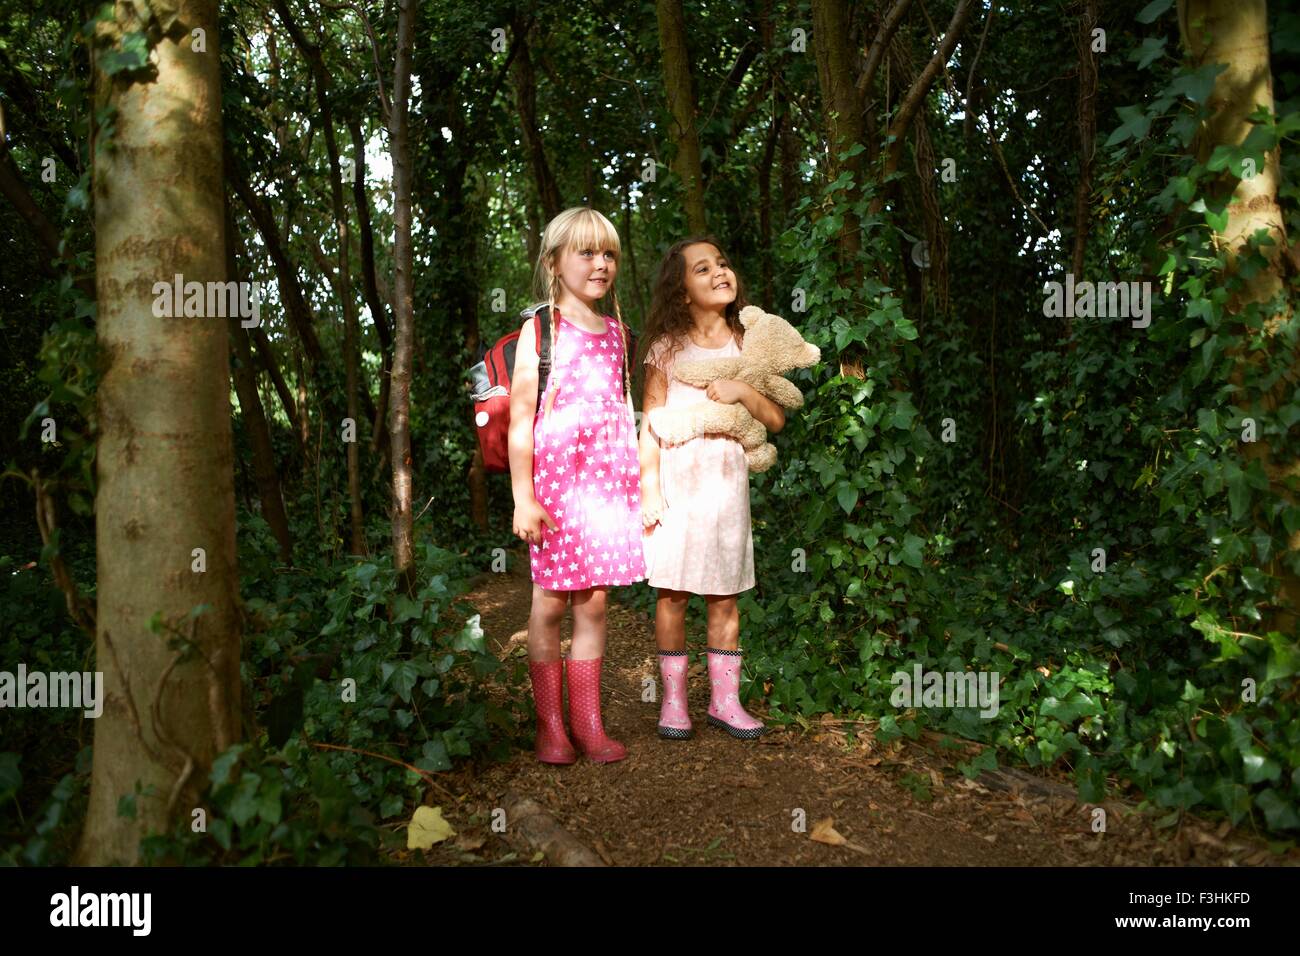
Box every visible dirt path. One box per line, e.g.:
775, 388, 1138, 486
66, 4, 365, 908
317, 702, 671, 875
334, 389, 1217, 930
422, 550, 1296, 867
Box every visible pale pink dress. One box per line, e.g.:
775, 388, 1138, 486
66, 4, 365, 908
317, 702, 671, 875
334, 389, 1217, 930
644, 335, 755, 595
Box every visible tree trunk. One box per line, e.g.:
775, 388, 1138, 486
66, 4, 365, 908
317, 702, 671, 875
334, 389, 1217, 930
271, 0, 367, 557
347, 116, 394, 462
225, 141, 326, 368
512, 18, 562, 222
390, 0, 418, 596
1179, 0, 1298, 636
758, 110, 781, 306
656, 0, 707, 233
77, 0, 241, 865
874, 0, 975, 211
226, 190, 294, 565
250, 324, 302, 457
812, 0, 868, 266
1070, 0, 1099, 335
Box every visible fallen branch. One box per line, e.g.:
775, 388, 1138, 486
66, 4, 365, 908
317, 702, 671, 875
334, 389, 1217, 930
308, 741, 458, 802
501, 791, 605, 867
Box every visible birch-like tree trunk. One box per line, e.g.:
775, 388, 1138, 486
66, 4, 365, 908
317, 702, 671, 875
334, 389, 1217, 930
1179, 0, 1298, 636
389, 0, 417, 595
77, 0, 241, 864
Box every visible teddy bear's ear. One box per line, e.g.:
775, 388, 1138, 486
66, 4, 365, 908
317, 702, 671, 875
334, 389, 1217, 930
739, 305, 763, 328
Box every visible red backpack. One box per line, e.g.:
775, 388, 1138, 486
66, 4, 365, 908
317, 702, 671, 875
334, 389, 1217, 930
469, 306, 635, 473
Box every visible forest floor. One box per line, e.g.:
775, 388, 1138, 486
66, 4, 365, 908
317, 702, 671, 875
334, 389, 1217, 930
417, 551, 1298, 867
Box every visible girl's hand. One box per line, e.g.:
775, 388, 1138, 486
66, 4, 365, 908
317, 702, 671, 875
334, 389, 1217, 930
513, 497, 558, 545
705, 379, 749, 405
641, 488, 665, 530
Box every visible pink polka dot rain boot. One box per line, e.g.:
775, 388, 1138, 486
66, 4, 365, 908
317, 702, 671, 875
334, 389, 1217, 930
657, 650, 693, 740
528, 659, 576, 765
565, 656, 627, 763
706, 647, 766, 740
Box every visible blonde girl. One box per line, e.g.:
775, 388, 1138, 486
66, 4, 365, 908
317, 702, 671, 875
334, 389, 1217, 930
508, 207, 644, 764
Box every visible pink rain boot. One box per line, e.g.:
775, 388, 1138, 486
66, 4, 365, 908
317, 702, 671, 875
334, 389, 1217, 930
528, 659, 576, 764
657, 650, 693, 740
706, 647, 766, 740
565, 657, 627, 763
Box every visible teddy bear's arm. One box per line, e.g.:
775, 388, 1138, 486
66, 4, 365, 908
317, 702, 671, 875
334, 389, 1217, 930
674, 356, 745, 387
763, 377, 807, 410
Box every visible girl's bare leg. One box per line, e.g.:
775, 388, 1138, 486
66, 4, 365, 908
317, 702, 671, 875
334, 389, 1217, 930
704, 594, 740, 650
570, 587, 608, 660
655, 588, 689, 652
527, 585, 569, 661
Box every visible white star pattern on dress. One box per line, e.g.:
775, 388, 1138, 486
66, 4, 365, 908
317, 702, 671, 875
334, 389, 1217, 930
529, 317, 645, 591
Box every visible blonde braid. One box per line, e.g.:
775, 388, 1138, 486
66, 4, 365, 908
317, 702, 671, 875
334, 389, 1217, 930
613, 290, 630, 397
542, 270, 561, 423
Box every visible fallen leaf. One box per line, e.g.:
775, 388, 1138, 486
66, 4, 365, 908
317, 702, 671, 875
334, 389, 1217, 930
407, 805, 456, 850
454, 830, 486, 851
810, 817, 847, 846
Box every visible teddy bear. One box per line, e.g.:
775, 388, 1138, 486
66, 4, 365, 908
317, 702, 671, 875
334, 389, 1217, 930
646, 304, 821, 472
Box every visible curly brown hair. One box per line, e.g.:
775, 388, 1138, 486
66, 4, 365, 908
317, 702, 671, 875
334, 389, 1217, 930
636, 236, 749, 378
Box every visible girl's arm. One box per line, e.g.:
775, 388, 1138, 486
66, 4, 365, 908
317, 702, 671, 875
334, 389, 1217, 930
508, 317, 541, 503
508, 318, 557, 540
639, 360, 668, 526
707, 380, 787, 434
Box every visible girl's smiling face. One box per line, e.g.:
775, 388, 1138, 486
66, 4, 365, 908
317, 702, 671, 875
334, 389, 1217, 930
554, 243, 618, 303
681, 242, 736, 310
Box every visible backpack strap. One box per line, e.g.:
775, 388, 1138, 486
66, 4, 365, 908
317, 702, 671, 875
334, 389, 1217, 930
529, 305, 554, 398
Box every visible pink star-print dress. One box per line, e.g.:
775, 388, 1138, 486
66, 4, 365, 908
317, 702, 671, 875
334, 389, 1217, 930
529, 310, 647, 591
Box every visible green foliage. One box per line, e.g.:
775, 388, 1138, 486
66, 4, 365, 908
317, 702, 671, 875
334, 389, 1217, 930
135, 526, 523, 865
734, 11, 1300, 839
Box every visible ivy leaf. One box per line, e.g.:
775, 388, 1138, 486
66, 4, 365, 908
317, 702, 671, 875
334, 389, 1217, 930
1132, 36, 1167, 70
836, 483, 858, 515
1105, 105, 1150, 147
1136, 0, 1172, 23
1204, 205, 1230, 233
1168, 63, 1226, 105
229, 773, 261, 826
1041, 690, 1100, 725
1093, 605, 1122, 628
1254, 789, 1300, 830
1240, 566, 1269, 592
209, 745, 244, 786
452, 613, 486, 653
209, 817, 232, 850
99, 31, 150, 76
0, 753, 21, 803
1227, 468, 1251, 520
899, 534, 924, 569
1266, 631, 1300, 681
1242, 749, 1281, 784
393, 594, 422, 622
415, 738, 451, 773
393, 662, 420, 702
353, 562, 379, 589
